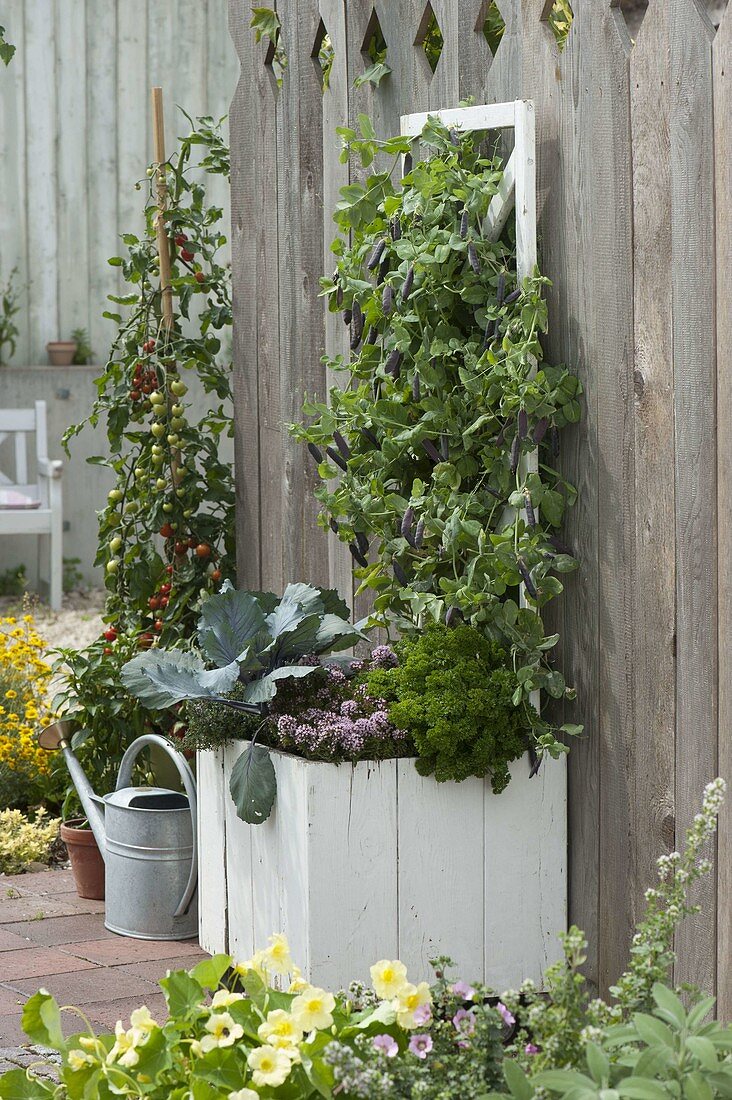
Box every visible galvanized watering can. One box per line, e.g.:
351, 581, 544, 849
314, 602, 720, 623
39, 723, 198, 940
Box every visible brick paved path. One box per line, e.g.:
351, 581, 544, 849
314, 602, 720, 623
0, 867, 208, 1061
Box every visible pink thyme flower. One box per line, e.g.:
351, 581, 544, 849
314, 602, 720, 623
453, 1008, 476, 1036
450, 980, 475, 1001
413, 1003, 432, 1025
525, 1043, 539, 1055
408, 1034, 433, 1060
497, 1002, 515, 1027
373, 1034, 398, 1058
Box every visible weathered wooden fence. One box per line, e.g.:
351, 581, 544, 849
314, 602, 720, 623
228, 0, 731, 1010
0, 0, 238, 367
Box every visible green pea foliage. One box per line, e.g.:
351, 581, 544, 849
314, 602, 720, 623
291, 115, 583, 760
367, 623, 528, 792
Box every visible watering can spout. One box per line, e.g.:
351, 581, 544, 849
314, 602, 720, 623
38, 721, 107, 861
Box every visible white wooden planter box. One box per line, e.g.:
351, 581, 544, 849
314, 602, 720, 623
197, 744, 566, 991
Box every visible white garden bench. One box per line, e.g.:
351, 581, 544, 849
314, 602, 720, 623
0, 400, 63, 610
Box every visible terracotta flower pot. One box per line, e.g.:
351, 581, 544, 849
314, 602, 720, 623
60, 819, 105, 900
47, 340, 77, 366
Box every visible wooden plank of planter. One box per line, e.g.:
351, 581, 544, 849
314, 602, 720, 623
224, 741, 256, 962
484, 756, 566, 989
197, 749, 229, 955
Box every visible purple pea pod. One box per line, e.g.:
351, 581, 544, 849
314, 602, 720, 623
329, 517, 339, 534
343, 308, 352, 326
524, 489, 536, 528
367, 238, 387, 271
517, 557, 538, 599
495, 425, 506, 448
518, 408, 528, 440
510, 434, 520, 475
336, 283, 344, 307
460, 207, 469, 240
403, 153, 413, 176
401, 506, 414, 542
390, 216, 402, 241
355, 530, 369, 557
307, 442, 323, 465
422, 438, 442, 464
350, 300, 364, 351
333, 430, 351, 459
393, 558, 409, 586
497, 273, 506, 305
440, 436, 449, 461
326, 445, 348, 473
378, 258, 390, 285
412, 372, 421, 402
548, 533, 573, 555
528, 745, 542, 778
350, 542, 369, 568
550, 425, 560, 458
468, 242, 481, 275
382, 284, 394, 315
386, 349, 402, 378
533, 417, 549, 444
361, 426, 379, 448
482, 318, 495, 349
505, 287, 521, 304
402, 265, 415, 301
486, 485, 502, 500
445, 605, 458, 627
414, 518, 425, 548
449, 128, 460, 147
364, 326, 378, 345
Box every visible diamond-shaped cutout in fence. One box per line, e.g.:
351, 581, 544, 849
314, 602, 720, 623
312, 18, 334, 90
358, 8, 390, 88
477, 0, 506, 56
540, 0, 574, 50
615, 0, 649, 41
415, 2, 444, 75
705, 0, 728, 31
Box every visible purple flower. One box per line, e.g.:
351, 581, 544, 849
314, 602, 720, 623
452, 1008, 476, 1036
450, 980, 475, 1001
408, 1034, 433, 1060
497, 1002, 515, 1027
373, 1034, 398, 1058
525, 1043, 539, 1055
371, 644, 399, 668
413, 1003, 432, 1026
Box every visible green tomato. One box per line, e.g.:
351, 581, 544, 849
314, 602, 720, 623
150, 391, 165, 406
156, 478, 167, 490
167, 434, 179, 446
176, 488, 185, 498
134, 467, 145, 479
124, 501, 137, 515
162, 502, 174, 513
108, 488, 123, 503
171, 417, 185, 431
106, 558, 120, 574
183, 509, 193, 518
170, 380, 187, 397
152, 444, 163, 456
152, 454, 165, 467
151, 423, 166, 439
110, 536, 122, 553
171, 404, 184, 416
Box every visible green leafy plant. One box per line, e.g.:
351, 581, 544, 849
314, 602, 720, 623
62, 557, 84, 594
0, 808, 59, 873
121, 582, 367, 823
0, 267, 20, 366
71, 327, 94, 366
355, 16, 391, 89
250, 6, 287, 85
0, 25, 15, 66
292, 115, 582, 762
366, 623, 529, 792
0, 564, 26, 597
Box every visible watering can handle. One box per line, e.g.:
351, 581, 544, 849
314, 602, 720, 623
116, 734, 198, 919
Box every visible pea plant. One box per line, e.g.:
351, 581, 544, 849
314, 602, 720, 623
64, 114, 235, 648
292, 116, 583, 759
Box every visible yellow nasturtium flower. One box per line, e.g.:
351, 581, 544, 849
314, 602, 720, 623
247, 1045, 293, 1088
291, 986, 336, 1031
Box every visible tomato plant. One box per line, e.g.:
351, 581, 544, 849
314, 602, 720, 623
65, 113, 235, 647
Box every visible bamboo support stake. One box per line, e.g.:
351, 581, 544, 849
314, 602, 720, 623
151, 86, 174, 334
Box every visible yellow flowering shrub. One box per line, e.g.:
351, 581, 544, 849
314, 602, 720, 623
0, 614, 58, 809
0, 807, 60, 873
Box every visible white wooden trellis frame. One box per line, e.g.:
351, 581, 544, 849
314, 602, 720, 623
400, 100, 541, 694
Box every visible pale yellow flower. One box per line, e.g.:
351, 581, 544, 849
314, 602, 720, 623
370, 959, 409, 1000
107, 1022, 143, 1068
234, 949, 268, 982
67, 1049, 94, 1070
288, 965, 309, 994
395, 981, 432, 1030
247, 1045, 293, 1088
129, 1006, 158, 1036
291, 986, 336, 1031
257, 1008, 303, 1049
200, 1012, 244, 1052
228, 1090, 259, 1100
263, 932, 293, 975
211, 989, 245, 1010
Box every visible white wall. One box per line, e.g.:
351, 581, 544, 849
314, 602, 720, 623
0, 0, 239, 366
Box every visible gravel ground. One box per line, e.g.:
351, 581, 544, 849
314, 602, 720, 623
0, 589, 105, 656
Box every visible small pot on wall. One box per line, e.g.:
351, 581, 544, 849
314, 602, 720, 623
60, 818, 105, 900
47, 340, 77, 366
